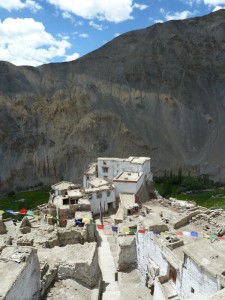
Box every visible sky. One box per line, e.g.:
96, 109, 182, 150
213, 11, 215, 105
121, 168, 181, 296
0, 0, 224, 67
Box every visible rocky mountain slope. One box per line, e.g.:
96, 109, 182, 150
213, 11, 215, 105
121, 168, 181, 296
1, 10, 225, 192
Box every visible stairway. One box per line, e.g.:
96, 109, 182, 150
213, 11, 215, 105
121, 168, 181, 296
97, 228, 121, 299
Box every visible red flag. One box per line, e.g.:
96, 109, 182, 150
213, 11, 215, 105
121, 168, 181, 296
97, 224, 104, 230
19, 208, 28, 215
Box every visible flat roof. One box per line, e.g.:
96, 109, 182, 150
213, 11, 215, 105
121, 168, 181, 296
183, 240, 225, 277
98, 156, 150, 164
89, 178, 109, 188
51, 181, 74, 191
113, 171, 144, 182
130, 157, 150, 164
85, 185, 113, 193
84, 163, 97, 175
67, 189, 83, 198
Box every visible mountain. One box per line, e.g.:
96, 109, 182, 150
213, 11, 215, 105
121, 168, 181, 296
1, 10, 225, 193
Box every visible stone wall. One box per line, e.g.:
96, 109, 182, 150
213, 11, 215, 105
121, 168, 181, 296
117, 235, 137, 271
57, 243, 100, 288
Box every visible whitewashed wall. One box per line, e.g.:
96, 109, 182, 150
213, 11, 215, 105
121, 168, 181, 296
6, 249, 40, 300
113, 177, 144, 197
136, 231, 168, 280
87, 189, 116, 215
98, 158, 151, 180
83, 174, 96, 188
153, 277, 167, 300
178, 256, 219, 299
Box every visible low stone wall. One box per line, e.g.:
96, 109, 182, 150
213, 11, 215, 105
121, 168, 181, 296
173, 210, 202, 229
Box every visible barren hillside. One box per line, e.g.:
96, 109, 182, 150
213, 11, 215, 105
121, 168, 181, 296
1, 10, 225, 192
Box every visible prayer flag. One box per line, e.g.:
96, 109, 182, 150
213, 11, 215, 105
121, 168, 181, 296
6, 210, 14, 214
104, 224, 111, 230
0, 210, 4, 215
130, 228, 137, 233
19, 208, 28, 215
112, 226, 118, 233
219, 237, 225, 241
183, 231, 191, 237
211, 234, 218, 240
160, 232, 167, 236
191, 231, 198, 237
33, 215, 40, 219
153, 231, 160, 235
176, 231, 183, 235
138, 229, 145, 234
82, 217, 90, 224
122, 227, 129, 233
97, 224, 104, 230
26, 210, 33, 216
203, 233, 210, 239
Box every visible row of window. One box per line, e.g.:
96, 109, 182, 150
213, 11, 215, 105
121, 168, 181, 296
63, 199, 78, 205
88, 191, 111, 199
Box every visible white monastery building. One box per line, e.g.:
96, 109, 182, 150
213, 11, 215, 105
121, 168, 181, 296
51, 156, 153, 217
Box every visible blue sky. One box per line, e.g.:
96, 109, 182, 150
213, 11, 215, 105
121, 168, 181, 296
0, 0, 224, 66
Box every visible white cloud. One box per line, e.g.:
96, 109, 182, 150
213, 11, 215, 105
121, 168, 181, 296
114, 33, 120, 37
66, 52, 80, 61
212, 4, 225, 10
47, 0, 134, 23
154, 19, 164, 23
79, 33, 89, 38
165, 10, 194, 20
203, 0, 225, 5
62, 11, 73, 19
180, 0, 200, 5
0, 0, 42, 12
0, 18, 71, 66
133, 3, 148, 10
89, 20, 104, 30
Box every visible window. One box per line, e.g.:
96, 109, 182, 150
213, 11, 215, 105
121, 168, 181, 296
87, 176, 89, 180
107, 191, 111, 197
191, 287, 195, 294
97, 192, 102, 198
103, 161, 107, 165
88, 194, 92, 200
70, 199, 76, 205
103, 176, 108, 179
102, 166, 108, 173
63, 198, 69, 205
